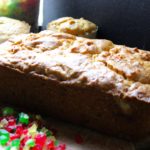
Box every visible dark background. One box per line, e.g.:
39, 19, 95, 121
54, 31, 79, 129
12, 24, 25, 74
43, 0, 150, 50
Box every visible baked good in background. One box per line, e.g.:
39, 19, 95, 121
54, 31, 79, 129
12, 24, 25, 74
0, 0, 39, 32
0, 30, 149, 141
47, 17, 98, 38
0, 17, 30, 43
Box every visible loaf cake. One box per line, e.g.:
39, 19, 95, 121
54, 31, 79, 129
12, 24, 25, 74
47, 17, 98, 38
0, 30, 149, 141
0, 17, 30, 43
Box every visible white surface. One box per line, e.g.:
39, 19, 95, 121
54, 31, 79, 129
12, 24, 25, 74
46, 117, 135, 150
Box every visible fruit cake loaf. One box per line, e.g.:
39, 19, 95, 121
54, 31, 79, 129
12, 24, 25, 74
0, 30, 149, 141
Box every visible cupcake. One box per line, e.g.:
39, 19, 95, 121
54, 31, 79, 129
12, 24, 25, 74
0, 17, 30, 43
47, 17, 98, 38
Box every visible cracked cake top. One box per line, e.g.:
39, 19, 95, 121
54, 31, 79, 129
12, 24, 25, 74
0, 30, 149, 102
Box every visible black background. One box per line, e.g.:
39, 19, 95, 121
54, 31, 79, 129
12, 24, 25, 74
43, 0, 150, 50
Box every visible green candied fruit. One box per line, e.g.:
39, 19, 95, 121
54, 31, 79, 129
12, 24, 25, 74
26, 139, 35, 147
11, 139, 20, 148
18, 112, 29, 125
54, 140, 59, 146
46, 130, 53, 137
40, 127, 52, 137
0, 129, 9, 137
5, 146, 11, 150
0, 135, 9, 145
8, 146, 18, 150
2, 107, 14, 116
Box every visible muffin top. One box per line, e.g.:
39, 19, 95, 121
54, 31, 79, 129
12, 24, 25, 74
47, 17, 97, 37
0, 17, 30, 43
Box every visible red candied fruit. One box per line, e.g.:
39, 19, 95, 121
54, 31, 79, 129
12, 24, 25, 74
46, 140, 55, 149
28, 123, 34, 128
7, 116, 15, 119
16, 125, 24, 135
58, 144, 66, 150
21, 135, 31, 146
8, 118, 16, 126
75, 134, 84, 144
20, 145, 24, 150
10, 133, 20, 140
35, 133, 47, 147
7, 116, 16, 121
5, 125, 15, 132
22, 129, 28, 135
0, 117, 4, 121
54, 144, 66, 150
32, 144, 43, 150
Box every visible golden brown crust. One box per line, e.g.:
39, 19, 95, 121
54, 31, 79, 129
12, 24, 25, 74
0, 30, 149, 103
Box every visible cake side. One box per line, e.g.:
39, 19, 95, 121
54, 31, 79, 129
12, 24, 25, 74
0, 31, 150, 140
0, 64, 150, 141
